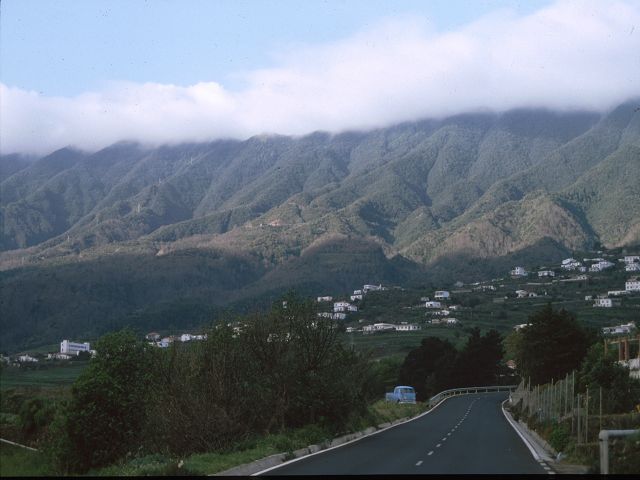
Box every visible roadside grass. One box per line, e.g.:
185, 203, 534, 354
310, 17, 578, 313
0, 442, 51, 477
90, 400, 429, 476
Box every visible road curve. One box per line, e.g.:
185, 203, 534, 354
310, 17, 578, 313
260, 392, 549, 475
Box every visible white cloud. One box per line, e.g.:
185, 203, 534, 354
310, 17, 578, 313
2, 0, 640, 155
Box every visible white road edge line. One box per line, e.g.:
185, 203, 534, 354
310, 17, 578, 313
500, 398, 541, 462
252, 395, 455, 476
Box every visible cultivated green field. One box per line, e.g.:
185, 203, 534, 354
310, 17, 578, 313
0, 362, 88, 389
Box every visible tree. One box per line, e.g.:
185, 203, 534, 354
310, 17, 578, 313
515, 304, 589, 385
578, 343, 640, 414
47, 329, 155, 473
451, 328, 504, 387
399, 337, 457, 401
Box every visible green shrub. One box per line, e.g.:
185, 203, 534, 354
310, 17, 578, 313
549, 423, 571, 452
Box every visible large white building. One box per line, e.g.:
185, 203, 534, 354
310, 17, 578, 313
434, 290, 450, 300
60, 340, 91, 355
425, 301, 442, 309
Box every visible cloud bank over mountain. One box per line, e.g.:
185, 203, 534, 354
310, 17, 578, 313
2, 0, 639, 155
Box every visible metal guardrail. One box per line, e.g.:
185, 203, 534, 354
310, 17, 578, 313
598, 429, 639, 474
428, 385, 517, 408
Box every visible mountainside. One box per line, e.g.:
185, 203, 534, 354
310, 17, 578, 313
1, 101, 639, 351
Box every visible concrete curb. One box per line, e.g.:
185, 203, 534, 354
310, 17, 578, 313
212, 412, 421, 476
502, 401, 590, 474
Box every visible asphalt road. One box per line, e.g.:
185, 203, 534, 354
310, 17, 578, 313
261, 392, 549, 475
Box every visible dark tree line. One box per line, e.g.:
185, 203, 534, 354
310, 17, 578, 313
398, 328, 505, 401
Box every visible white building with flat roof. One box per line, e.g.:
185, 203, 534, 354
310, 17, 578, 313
425, 301, 442, 309
626, 279, 640, 292
510, 267, 528, 276
434, 290, 450, 300
60, 340, 91, 355
395, 323, 421, 331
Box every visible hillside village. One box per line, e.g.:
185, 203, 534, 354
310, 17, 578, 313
307, 252, 640, 338
2, 250, 639, 367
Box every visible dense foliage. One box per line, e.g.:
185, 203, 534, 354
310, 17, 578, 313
512, 304, 591, 385
46, 330, 154, 472
44, 295, 375, 473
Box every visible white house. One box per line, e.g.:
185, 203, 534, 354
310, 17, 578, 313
47, 352, 72, 360
434, 290, 450, 300
589, 260, 615, 272
17, 354, 38, 363
625, 263, 640, 272
425, 301, 442, 309
145, 332, 161, 341
626, 279, 640, 292
317, 296, 333, 302
538, 270, 555, 277
363, 284, 384, 293
608, 290, 629, 297
444, 318, 459, 325
624, 255, 640, 264
353, 289, 363, 295
395, 323, 421, 332
510, 266, 528, 277
60, 340, 91, 355
346, 326, 358, 333
602, 322, 636, 335
432, 309, 451, 316
334, 301, 358, 312
362, 323, 396, 334
333, 313, 347, 320
584, 295, 593, 301
561, 258, 582, 270
180, 334, 194, 342
593, 298, 620, 308
350, 294, 363, 301
514, 323, 532, 331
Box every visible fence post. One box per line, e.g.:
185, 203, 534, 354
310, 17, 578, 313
577, 394, 581, 444
586, 387, 590, 444
599, 387, 602, 437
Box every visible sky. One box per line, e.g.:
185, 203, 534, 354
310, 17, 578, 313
1, 0, 639, 155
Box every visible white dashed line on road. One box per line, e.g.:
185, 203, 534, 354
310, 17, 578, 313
416, 460, 423, 466
436, 443, 442, 448
427, 451, 434, 456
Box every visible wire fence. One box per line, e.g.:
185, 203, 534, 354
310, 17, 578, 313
511, 372, 640, 447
